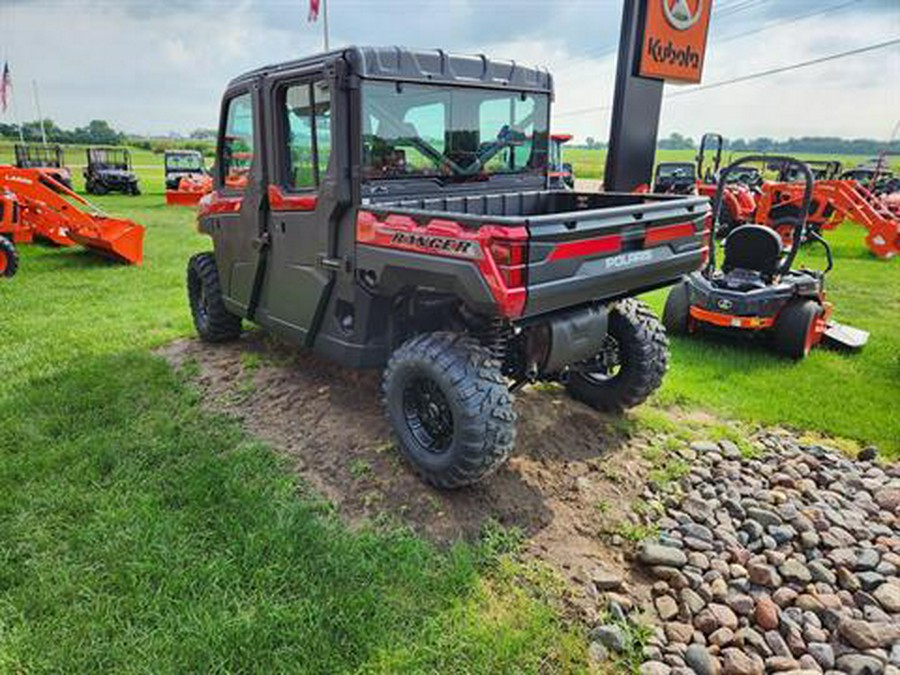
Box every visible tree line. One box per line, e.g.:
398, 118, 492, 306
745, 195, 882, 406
0, 120, 216, 147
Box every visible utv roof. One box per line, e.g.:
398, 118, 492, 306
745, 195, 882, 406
229, 45, 553, 93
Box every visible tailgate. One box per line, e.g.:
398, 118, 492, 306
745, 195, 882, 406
523, 193, 710, 317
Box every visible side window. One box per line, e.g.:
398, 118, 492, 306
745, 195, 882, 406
283, 80, 331, 190
313, 81, 331, 180
285, 85, 315, 188
222, 93, 254, 191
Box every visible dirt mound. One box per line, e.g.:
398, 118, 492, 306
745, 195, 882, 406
158, 332, 656, 610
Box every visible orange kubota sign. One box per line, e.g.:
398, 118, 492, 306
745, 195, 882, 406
639, 0, 713, 83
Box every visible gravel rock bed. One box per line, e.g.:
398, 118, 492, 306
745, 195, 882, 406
594, 432, 900, 675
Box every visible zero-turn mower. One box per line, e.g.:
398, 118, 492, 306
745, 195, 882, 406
14, 143, 73, 189
84, 146, 141, 195
164, 149, 213, 206
663, 155, 868, 360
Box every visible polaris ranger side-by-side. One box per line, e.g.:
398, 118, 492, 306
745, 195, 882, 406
188, 47, 711, 488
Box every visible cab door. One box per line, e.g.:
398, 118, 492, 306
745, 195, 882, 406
256, 76, 334, 343
209, 85, 267, 315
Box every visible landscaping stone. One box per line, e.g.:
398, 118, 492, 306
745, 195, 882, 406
617, 431, 900, 675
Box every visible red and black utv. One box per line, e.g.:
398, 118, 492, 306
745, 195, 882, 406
187, 46, 711, 488
663, 155, 868, 359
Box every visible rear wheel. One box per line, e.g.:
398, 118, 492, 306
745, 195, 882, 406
0, 238, 19, 278
773, 299, 820, 360
130, 183, 141, 196
663, 281, 691, 336
92, 181, 108, 196
383, 332, 516, 489
187, 252, 242, 342
566, 299, 668, 412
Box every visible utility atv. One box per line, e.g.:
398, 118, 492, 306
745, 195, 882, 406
164, 149, 212, 206
84, 147, 140, 195
187, 46, 711, 488
14, 143, 73, 189
663, 156, 868, 359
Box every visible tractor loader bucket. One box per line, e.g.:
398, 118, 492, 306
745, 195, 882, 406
67, 216, 144, 265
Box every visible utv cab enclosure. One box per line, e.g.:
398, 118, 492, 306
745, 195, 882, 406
14, 143, 73, 189
188, 46, 711, 488
164, 149, 207, 190
84, 146, 140, 195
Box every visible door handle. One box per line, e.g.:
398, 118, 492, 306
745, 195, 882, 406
317, 254, 344, 271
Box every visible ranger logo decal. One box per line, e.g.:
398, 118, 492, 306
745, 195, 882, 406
389, 231, 481, 259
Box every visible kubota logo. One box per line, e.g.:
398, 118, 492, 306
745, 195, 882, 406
662, 0, 703, 31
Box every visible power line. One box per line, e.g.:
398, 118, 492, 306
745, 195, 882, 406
712, 0, 862, 46
554, 38, 900, 118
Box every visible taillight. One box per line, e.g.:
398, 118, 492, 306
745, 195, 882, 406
489, 237, 527, 289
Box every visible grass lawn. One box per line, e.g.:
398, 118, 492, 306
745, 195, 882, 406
0, 180, 587, 673
0, 150, 897, 672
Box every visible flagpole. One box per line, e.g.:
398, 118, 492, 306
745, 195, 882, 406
32, 79, 47, 146
322, 0, 330, 51
12, 84, 25, 143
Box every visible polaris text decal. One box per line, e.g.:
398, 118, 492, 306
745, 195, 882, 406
604, 250, 654, 269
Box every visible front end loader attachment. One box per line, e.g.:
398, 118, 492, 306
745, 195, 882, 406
0, 166, 145, 265
67, 216, 145, 265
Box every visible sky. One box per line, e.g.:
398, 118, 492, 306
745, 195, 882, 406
1, 0, 898, 143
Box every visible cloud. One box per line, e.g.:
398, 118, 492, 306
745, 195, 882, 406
1, 0, 897, 142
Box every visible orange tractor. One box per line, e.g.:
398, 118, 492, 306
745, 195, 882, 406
755, 159, 899, 260
0, 189, 22, 277
0, 166, 145, 266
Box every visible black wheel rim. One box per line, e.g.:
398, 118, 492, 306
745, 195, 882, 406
190, 273, 210, 329
402, 376, 454, 454
582, 334, 623, 383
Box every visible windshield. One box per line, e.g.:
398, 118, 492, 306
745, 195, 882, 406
167, 153, 204, 171
361, 81, 549, 182
656, 163, 695, 179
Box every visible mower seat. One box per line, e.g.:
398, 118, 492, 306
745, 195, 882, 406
722, 225, 783, 278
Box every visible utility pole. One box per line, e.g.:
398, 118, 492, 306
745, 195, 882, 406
32, 79, 47, 146
322, 0, 330, 52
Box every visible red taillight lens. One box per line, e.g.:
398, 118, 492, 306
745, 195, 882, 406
489, 238, 527, 289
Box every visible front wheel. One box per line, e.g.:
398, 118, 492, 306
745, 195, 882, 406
383, 332, 516, 489
566, 299, 668, 413
130, 183, 141, 196
0, 238, 19, 278
187, 252, 242, 342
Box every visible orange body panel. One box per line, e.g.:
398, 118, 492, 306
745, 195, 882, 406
165, 174, 213, 207
0, 166, 145, 265
689, 305, 775, 330
756, 179, 898, 259
0, 190, 33, 243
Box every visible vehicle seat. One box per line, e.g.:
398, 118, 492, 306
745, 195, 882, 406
722, 225, 783, 278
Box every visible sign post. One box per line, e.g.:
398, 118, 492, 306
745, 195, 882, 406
604, 0, 713, 192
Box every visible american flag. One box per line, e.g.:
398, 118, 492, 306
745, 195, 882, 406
0, 62, 10, 114
308, 0, 320, 21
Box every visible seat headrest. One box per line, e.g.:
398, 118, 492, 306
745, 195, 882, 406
723, 225, 784, 277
